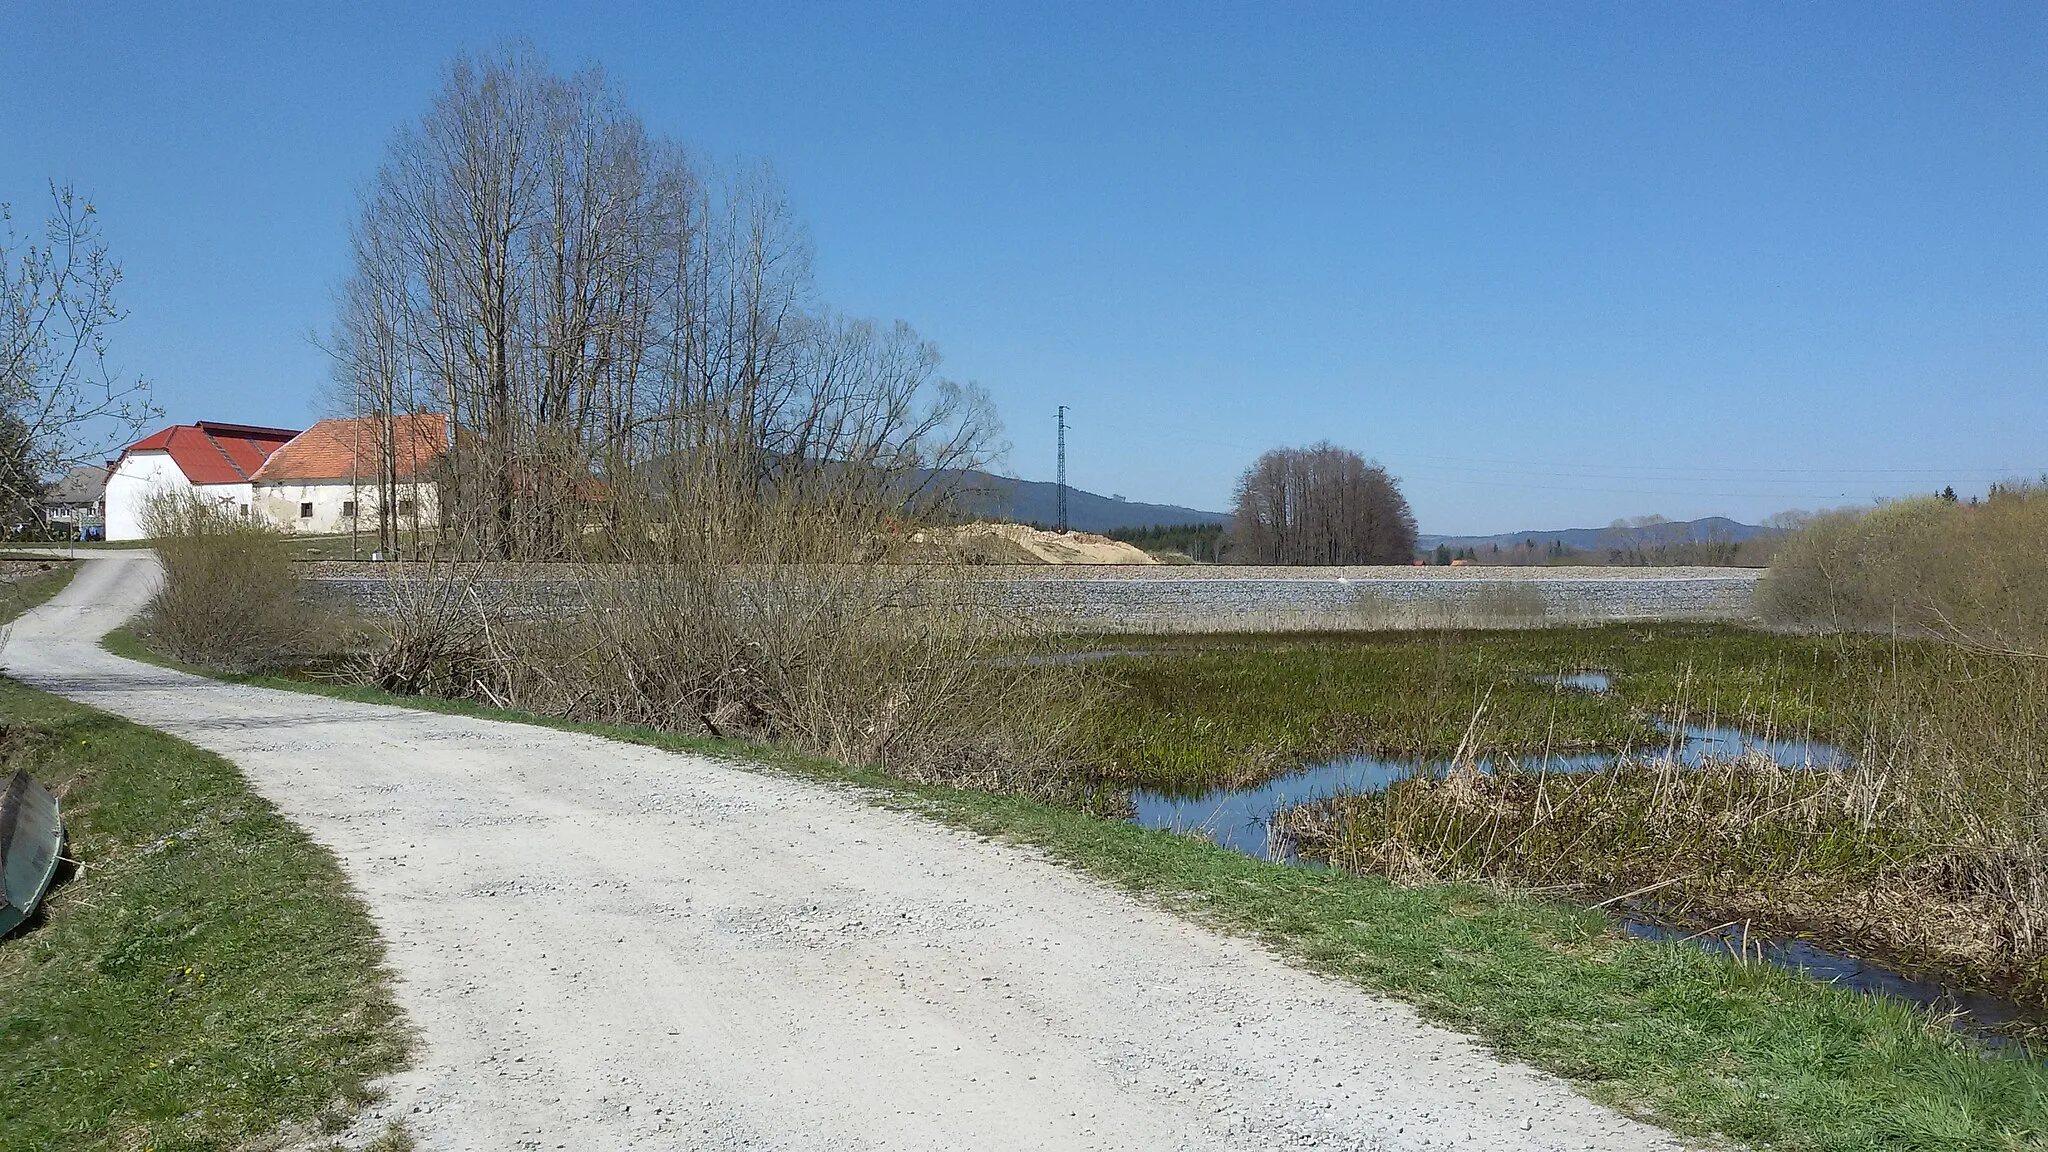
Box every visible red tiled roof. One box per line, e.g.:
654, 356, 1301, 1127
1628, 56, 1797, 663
120, 422, 302, 485
250, 414, 450, 484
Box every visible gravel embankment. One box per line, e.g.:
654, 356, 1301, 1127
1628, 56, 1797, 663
996, 566, 1760, 630
304, 563, 1764, 631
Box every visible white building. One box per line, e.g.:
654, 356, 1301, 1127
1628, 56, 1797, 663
102, 423, 302, 541
249, 414, 448, 536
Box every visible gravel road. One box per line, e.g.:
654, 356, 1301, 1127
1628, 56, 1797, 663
4, 553, 1679, 1151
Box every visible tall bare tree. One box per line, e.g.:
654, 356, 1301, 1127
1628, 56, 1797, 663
1, 183, 159, 524
1231, 442, 1417, 565
334, 44, 996, 561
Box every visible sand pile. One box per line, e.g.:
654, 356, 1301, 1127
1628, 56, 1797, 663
912, 522, 1156, 565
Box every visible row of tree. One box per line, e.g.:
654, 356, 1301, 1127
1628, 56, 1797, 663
332, 44, 996, 560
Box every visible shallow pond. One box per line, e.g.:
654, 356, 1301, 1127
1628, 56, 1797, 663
1130, 721, 1847, 860
1536, 671, 1614, 692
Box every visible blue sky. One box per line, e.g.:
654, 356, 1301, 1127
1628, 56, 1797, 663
5, 1, 2043, 533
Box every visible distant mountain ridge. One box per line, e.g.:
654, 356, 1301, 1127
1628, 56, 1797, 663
946, 471, 1227, 534
1418, 516, 1773, 553
940, 472, 1768, 554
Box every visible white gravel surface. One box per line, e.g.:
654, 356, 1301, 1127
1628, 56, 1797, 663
4, 553, 1680, 1151
305, 563, 1763, 632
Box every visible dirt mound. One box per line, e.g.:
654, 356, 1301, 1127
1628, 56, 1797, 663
913, 522, 1156, 565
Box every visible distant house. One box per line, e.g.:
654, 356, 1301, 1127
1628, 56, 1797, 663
249, 414, 449, 534
103, 422, 303, 541
42, 465, 110, 539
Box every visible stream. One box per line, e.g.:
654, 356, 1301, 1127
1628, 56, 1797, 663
1125, 668, 2039, 1047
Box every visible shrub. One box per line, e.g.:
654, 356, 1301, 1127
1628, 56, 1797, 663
352, 531, 1100, 802
1758, 483, 2048, 656
138, 491, 325, 673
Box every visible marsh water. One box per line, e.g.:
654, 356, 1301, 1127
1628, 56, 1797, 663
1618, 918, 2038, 1048
1129, 721, 1848, 859
1126, 669, 2038, 1046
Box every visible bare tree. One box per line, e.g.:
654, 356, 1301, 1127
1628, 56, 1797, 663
335, 44, 998, 561
1230, 442, 1417, 565
312, 46, 1107, 792
0, 183, 159, 524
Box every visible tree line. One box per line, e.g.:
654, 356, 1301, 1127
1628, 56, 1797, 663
332, 43, 996, 560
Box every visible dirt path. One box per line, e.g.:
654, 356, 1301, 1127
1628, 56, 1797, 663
4, 554, 1678, 1151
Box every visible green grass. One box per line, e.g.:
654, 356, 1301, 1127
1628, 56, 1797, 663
105, 623, 2048, 1151
0, 561, 80, 621
1072, 624, 1893, 791
1, 580, 409, 1149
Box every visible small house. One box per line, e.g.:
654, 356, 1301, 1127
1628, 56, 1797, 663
41, 465, 110, 538
249, 414, 448, 534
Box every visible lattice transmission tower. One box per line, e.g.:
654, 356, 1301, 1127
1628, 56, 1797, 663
1055, 405, 1068, 534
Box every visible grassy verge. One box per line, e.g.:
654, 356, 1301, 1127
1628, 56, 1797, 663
0, 560, 81, 621
104, 624, 2048, 1152
2, 582, 408, 1149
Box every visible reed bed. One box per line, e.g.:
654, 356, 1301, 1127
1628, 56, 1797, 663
1278, 645, 2048, 1004
346, 557, 1111, 808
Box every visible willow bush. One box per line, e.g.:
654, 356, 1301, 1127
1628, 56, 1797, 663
138, 491, 328, 673
1758, 482, 2048, 656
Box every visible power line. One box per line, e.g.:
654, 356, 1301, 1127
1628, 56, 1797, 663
1376, 453, 2044, 481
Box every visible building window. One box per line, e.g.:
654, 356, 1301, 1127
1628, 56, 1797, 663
238, 504, 250, 517
342, 500, 358, 517
397, 498, 416, 517
299, 502, 314, 519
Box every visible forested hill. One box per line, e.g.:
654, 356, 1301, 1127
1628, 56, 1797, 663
942, 471, 1227, 534
1418, 516, 1771, 553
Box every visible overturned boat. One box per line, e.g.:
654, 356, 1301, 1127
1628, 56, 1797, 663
0, 768, 63, 937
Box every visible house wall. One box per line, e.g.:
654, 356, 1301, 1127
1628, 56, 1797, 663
104, 453, 179, 540
251, 480, 441, 536
44, 499, 102, 527
103, 455, 252, 540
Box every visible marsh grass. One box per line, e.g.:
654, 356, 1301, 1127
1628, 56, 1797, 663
1071, 623, 1861, 793
1275, 640, 2048, 1006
